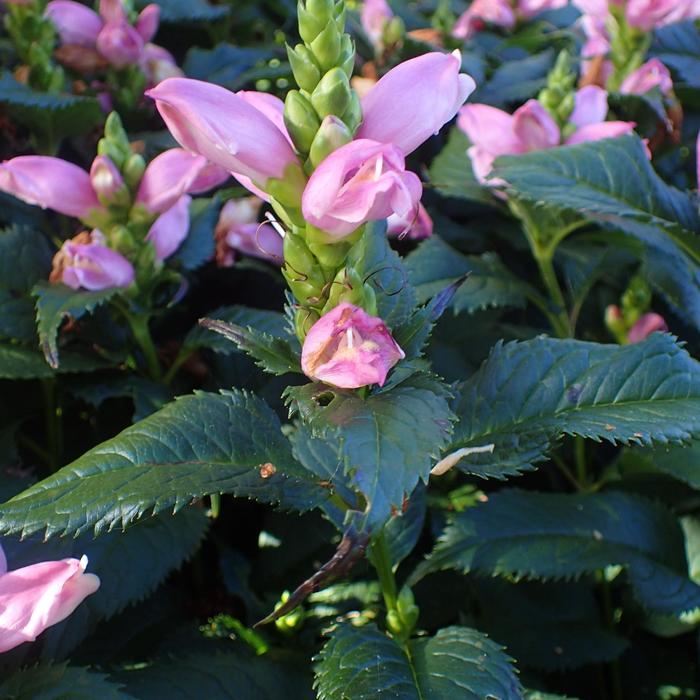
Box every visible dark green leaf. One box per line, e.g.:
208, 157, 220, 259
0, 390, 327, 538
647, 441, 700, 489
184, 44, 277, 90
0, 225, 52, 292
170, 196, 221, 270
651, 21, 700, 88
138, 0, 229, 22
0, 344, 107, 379
405, 235, 528, 313
0, 292, 37, 343
0, 664, 134, 700
449, 334, 700, 478
314, 622, 522, 699
428, 128, 494, 204
33, 282, 117, 368
477, 48, 556, 105
414, 489, 700, 614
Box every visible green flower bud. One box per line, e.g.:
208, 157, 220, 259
109, 225, 138, 257
104, 112, 131, 154
396, 585, 419, 632
386, 609, 403, 637
295, 307, 320, 340
338, 34, 355, 78
341, 91, 362, 133
384, 16, 405, 47
310, 19, 342, 72
283, 231, 327, 304
306, 0, 336, 26
265, 161, 308, 209
311, 67, 353, 119
298, 1, 327, 44
97, 138, 129, 171
622, 276, 651, 314
322, 267, 377, 314
284, 90, 322, 155
123, 153, 146, 190
287, 43, 321, 92
309, 115, 352, 167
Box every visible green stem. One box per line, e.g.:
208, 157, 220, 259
371, 529, 398, 616
532, 242, 571, 338
574, 436, 588, 489
126, 312, 162, 381
162, 347, 195, 386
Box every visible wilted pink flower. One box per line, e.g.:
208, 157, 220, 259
0, 156, 104, 220
302, 139, 422, 238
628, 312, 668, 342
0, 545, 100, 654
387, 202, 433, 240
214, 197, 283, 267
147, 79, 301, 195
358, 51, 476, 156
301, 303, 405, 388
361, 0, 393, 50
146, 195, 191, 261
458, 90, 635, 181
620, 58, 673, 95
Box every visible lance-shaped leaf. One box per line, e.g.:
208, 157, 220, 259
286, 373, 454, 528
412, 490, 700, 614
651, 21, 700, 88
405, 235, 528, 314
447, 334, 700, 478
314, 623, 523, 699
33, 281, 118, 368
0, 390, 327, 538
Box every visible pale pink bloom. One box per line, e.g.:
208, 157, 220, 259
453, 0, 516, 40
89, 155, 125, 202
626, 0, 700, 30
215, 197, 283, 267
387, 202, 433, 240
237, 91, 293, 146
361, 0, 393, 50
136, 149, 211, 214
301, 303, 405, 389
45, 1, 103, 46
55, 231, 134, 290
0, 545, 100, 653
0, 156, 103, 219
620, 58, 673, 95
146, 79, 301, 191
459, 92, 635, 181
518, 0, 567, 19
627, 312, 668, 342
302, 139, 422, 238
146, 195, 191, 261
140, 43, 183, 87
357, 51, 476, 156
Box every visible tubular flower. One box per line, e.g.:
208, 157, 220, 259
146, 79, 302, 197
387, 203, 433, 240
453, 0, 566, 39
214, 198, 283, 267
0, 544, 100, 654
458, 88, 635, 182
620, 58, 673, 95
50, 230, 135, 290
301, 303, 405, 389
628, 312, 668, 342
145, 195, 191, 262
302, 139, 422, 238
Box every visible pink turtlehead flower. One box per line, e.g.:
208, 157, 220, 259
458, 88, 636, 181
362, 0, 394, 51
301, 303, 405, 389
453, 0, 566, 39
518, 0, 568, 18
0, 544, 100, 653
627, 312, 668, 342
90, 155, 125, 203
53, 231, 134, 290
620, 58, 673, 95
302, 139, 422, 238
146, 195, 191, 262
147, 79, 301, 195
45, 0, 175, 82
358, 51, 476, 156
214, 198, 283, 267
387, 203, 433, 240
0, 156, 103, 220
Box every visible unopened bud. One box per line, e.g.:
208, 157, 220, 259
384, 16, 405, 47
287, 43, 321, 92
309, 115, 352, 167
605, 304, 627, 342
306, 0, 336, 26
122, 153, 146, 189
284, 90, 322, 155
341, 91, 362, 133
110, 225, 138, 256
104, 111, 130, 151
90, 155, 129, 207
310, 19, 342, 71
338, 34, 355, 77
311, 67, 353, 119
298, 1, 327, 44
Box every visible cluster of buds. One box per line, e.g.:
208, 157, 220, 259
2, 0, 65, 92
45, 0, 181, 109
452, 0, 567, 40
0, 112, 227, 292
147, 0, 475, 389
459, 50, 635, 183
605, 276, 668, 344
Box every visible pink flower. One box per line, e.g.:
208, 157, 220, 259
518, 0, 567, 19
146, 195, 191, 261
0, 545, 100, 653
135, 3, 160, 43
90, 155, 125, 203
0, 156, 103, 220
357, 51, 476, 156
302, 139, 422, 238
628, 312, 668, 342
387, 202, 433, 240
620, 58, 673, 95
458, 91, 635, 181
96, 20, 144, 68
146, 79, 301, 193
52, 231, 134, 290
301, 303, 405, 389
453, 0, 516, 40
626, 0, 700, 30
361, 0, 393, 50
140, 43, 183, 86
45, 1, 103, 46
214, 197, 283, 267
